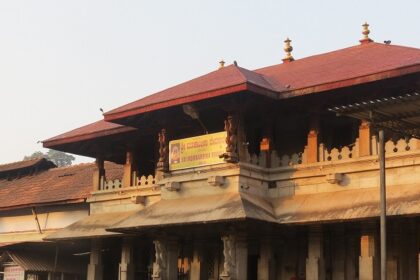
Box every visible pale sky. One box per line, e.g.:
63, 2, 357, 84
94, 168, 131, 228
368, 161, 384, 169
1, 0, 419, 165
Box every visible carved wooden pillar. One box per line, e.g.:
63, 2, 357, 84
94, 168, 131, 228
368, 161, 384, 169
156, 128, 168, 172
306, 117, 319, 163
359, 120, 372, 156
122, 150, 135, 188
87, 239, 103, 280
93, 158, 105, 191
221, 115, 239, 163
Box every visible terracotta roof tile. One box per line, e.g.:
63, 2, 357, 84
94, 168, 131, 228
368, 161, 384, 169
104, 42, 420, 122
0, 158, 52, 174
256, 42, 420, 95
45, 42, 420, 149
0, 162, 123, 210
43, 120, 137, 148
104, 65, 281, 121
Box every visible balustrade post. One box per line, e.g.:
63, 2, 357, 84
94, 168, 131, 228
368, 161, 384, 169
93, 158, 104, 191
122, 150, 135, 188
306, 117, 320, 163
359, 120, 372, 156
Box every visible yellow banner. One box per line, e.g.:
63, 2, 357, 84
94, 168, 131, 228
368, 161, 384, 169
169, 131, 227, 170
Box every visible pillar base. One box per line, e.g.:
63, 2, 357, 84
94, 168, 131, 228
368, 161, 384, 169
87, 264, 103, 280
359, 256, 374, 280
219, 274, 233, 280
306, 257, 324, 280
119, 263, 134, 280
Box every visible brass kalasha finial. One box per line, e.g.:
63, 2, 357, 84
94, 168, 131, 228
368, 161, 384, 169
282, 37, 294, 63
360, 22, 373, 44
219, 59, 225, 69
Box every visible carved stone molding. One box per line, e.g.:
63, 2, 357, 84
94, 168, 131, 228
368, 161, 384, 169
220, 235, 236, 280
152, 240, 166, 280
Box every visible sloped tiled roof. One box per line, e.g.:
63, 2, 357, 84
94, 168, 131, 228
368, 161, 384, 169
256, 42, 420, 96
0, 158, 54, 174
104, 42, 420, 122
43, 120, 137, 148
44, 41, 420, 149
0, 162, 123, 210
104, 65, 281, 121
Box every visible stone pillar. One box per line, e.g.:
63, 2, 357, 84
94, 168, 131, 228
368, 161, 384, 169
165, 240, 179, 280
152, 239, 178, 280
87, 239, 103, 280
418, 253, 420, 280
122, 150, 135, 187
331, 229, 345, 280
345, 235, 357, 280
220, 234, 247, 280
190, 242, 204, 280
359, 120, 372, 156
359, 235, 375, 280
236, 235, 248, 280
258, 239, 275, 280
92, 158, 104, 191
119, 237, 134, 280
306, 226, 324, 280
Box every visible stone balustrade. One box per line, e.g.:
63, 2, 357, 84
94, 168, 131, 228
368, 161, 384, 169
99, 174, 157, 191
248, 136, 420, 168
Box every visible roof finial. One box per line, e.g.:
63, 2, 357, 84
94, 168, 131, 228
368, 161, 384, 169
219, 59, 225, 69
282, 37, 294, 63
360, 22, 373, 44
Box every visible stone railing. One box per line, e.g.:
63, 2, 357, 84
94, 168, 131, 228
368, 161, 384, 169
132, 174, 156, 187
99, 174, 157, 191
99, 177, 122, 190
248, 137, 420, 168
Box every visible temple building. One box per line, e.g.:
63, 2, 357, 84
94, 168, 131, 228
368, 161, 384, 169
41, 24, 420, 280
0, 158, 123, 279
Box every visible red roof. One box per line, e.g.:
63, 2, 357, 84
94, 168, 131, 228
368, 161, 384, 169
0, 162, 123, 210
104, 42, 420, 122
44, 41, 420, 149
0, 158, 53, 174
104, 65, 281, 121
256, 42, 420, 97
43, 120, 137, 148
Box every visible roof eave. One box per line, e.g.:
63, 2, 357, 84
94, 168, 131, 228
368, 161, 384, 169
0, 198, 87, 212
42, 126, 137, 148
104, 82, 278, 123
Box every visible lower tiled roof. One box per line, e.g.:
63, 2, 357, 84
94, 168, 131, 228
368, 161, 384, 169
0, 162, 123, 210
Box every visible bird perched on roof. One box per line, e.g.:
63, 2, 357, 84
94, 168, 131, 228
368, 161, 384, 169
99, 108, 104, 113
233, 60, 238, 66
384, 40, 391, 45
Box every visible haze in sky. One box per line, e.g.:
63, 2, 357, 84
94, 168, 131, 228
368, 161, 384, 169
1, 0, 419, 164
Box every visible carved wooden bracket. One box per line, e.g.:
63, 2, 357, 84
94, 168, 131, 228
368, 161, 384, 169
220, 115, 238, 163
156, 128, 169, 171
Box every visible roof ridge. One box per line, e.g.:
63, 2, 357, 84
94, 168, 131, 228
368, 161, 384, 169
0, 157, 45, 168
252, 42, 384, 73
50, 162, 96, 171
